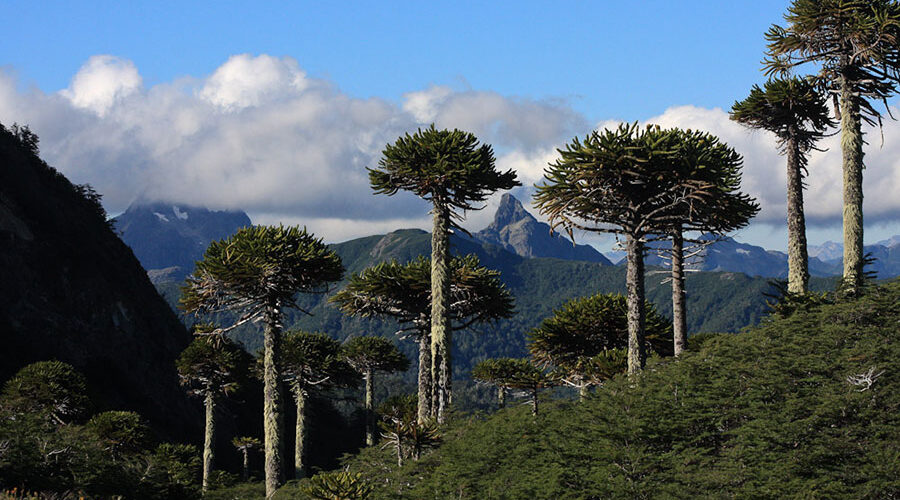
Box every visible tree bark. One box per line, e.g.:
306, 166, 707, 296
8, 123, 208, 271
417, 333, 432, 425
671, 229, 687, 356
293, 386, 307, 480
785, 132, 810, 294
498, 386, 506, 409
202, 392, 216, 493
430, 202, 451, 423
262, 304, 285, 497
626, 234, 647, 375
531, 389, 538, 417
578, 384, 589, 402
241, 448, 249, 482
839, 66, 865, 293
365, 368, 375, 446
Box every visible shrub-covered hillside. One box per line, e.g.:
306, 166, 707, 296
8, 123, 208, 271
333, 280, 900, 499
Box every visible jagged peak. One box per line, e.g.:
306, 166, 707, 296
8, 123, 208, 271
488, 193, 535, 229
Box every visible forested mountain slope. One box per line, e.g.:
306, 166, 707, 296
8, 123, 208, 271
0, 123, 199, 440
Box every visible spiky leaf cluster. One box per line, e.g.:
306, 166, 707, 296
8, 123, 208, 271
232, 436, 262, 451
342, 336, 410, 375
0, 361, 91, 425
86, 411, 152, 456
300, 470, 374, 499
176, 337, 251, 398
764, 0, 900, 125
330, 254, 514, 335
535, 123, 689, 238
665, 128, 761, 235
180, 225, 344, 329
281, 331, 359, 392
731, 77, 835, 169
369, 125, 520, 224
471, 358, 556, 392
527, 294, 673, 385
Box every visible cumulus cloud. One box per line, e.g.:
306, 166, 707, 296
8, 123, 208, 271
59, 55, 142, 116
0, 55, 582, 242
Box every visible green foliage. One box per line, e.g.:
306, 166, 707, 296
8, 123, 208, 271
232, 435, 262, 451
181, 224, 344, 324
341, 279, 900, 498
85, 411, 152, 457
342, 336, 410, 375
369, 124, 519, 222
470, 358, 555, 392
176, 336, 252, 398
282, 331, 360, 392
144, 443, 202, 500
330, 254, 514, 335
527, 293, 673, 385
376, 394, 441, 465
730, 77, 834, 162
0, 361, 91, 425
298, 470, 374, 499
764, 0, 900, 124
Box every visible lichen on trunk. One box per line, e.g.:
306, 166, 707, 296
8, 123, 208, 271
293, 385, 307, 480
430, 203, 451, 423
671, 230, 687, 356
626, 234, 646, 375
417, 333, 432, 425
263, 305, 285, 497
785, 132, 810, 294
365, 368, 375, 446
202, 391, 216, 492
839, 72, 865, 294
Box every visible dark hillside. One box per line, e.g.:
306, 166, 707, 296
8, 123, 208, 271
339, 280, 900, 498
0, 124, 198, 440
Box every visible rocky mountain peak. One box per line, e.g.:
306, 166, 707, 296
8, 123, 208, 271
488, 193, 535, 230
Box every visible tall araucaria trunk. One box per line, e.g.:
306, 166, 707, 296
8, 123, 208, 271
202, 391, 216, 493
430, 202, 451, 423
671, 229, 687, 356
578, 383, 589, 402
626, 234, 646, 376
785, 131, 810, 294
839, 65, 865, 294
262, 303, 285, 497
497, 386, 506, 409
365, 368, 375, 446
530, 389, 539, 417
241, 449, 249, 482
417, 332, 432, 425
293, 385, 307, 480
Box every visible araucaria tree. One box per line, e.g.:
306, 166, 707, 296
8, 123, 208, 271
232, 436, 261, 482
659, 129, 760, 355
471, 358, 555, 416
342, 336, 410, 446
536, 123, 692, 375
176, 335, 250, 492
369, 125, 519, 421
330, 254, 514, 423
765, 0, 900, 293
181, 225, 343, 497
731, 78, 832, 295
528, 293, 673, 398
281, 330, 358, 479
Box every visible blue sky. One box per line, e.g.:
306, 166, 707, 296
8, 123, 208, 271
2, 1, 900, 251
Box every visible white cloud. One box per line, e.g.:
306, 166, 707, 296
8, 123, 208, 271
0, 55, 582, 243
59, 55, 142, 116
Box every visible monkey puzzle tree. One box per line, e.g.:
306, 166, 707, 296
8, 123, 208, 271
369, 125, 519, 421
342, 336, 410, 446
281, 331, 358, 479
765, 0, 900, 293
0, 361, 91, 426
731, 77, 832, 295
181, 225, 343, 496
377, 394, 441, 466
535, 123, 696, 375
232, 436, 261, 482
176, 335, 251, 492
472, 358, 555, 416
655, 129, 760, 355
330, 254, 514, 423
527, 293, 673, 398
